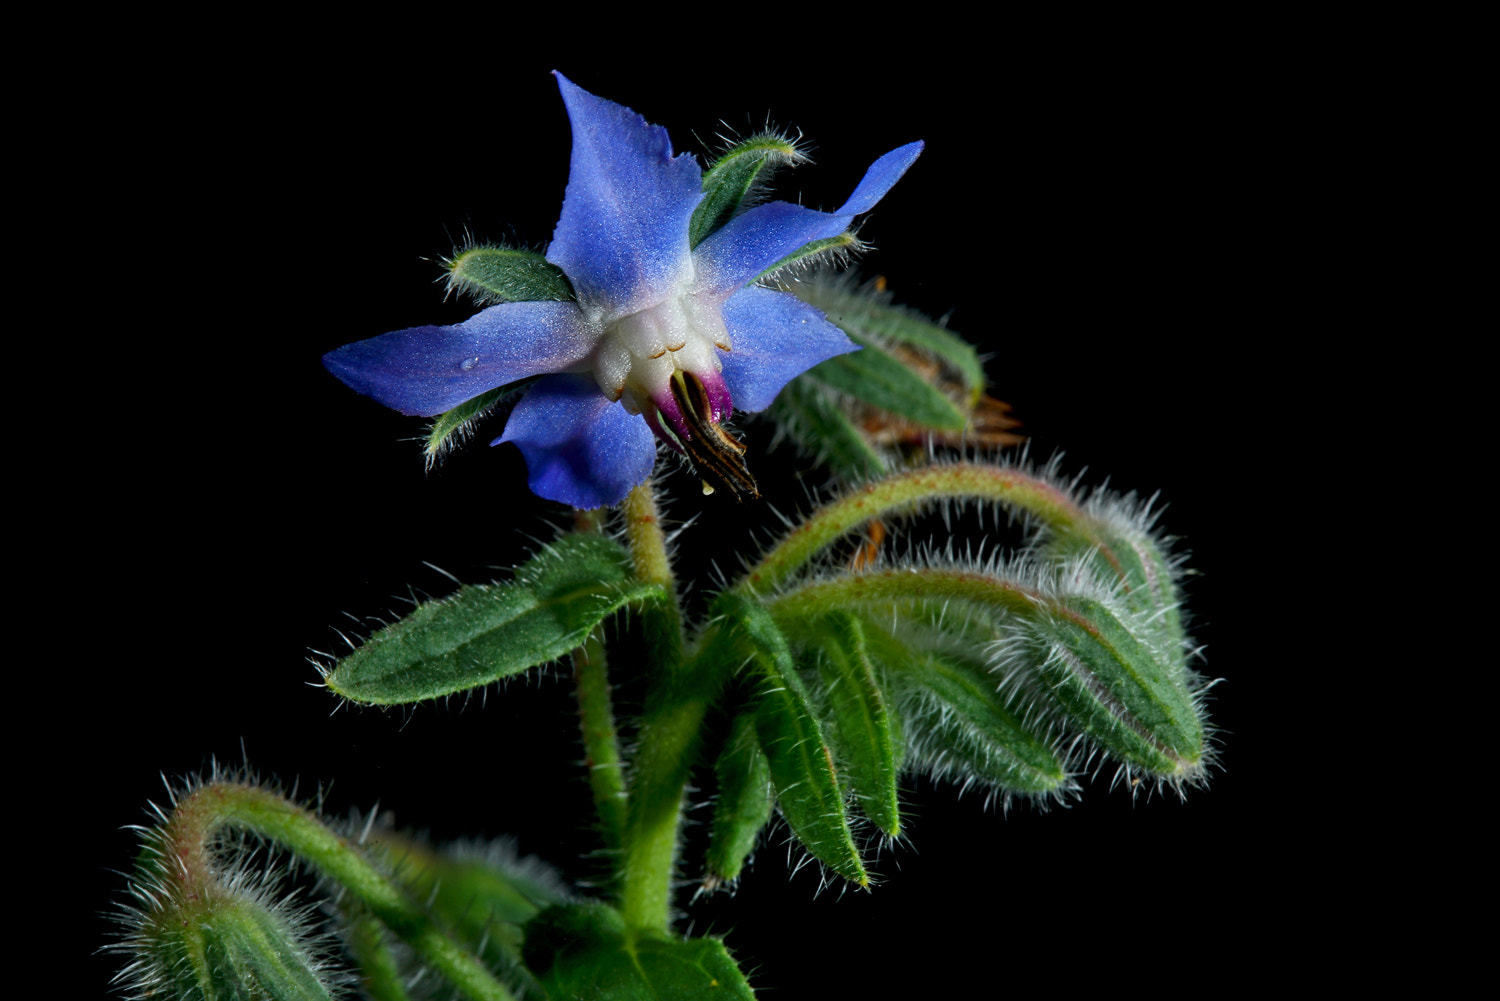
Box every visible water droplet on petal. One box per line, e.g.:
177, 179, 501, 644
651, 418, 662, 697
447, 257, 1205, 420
460, 357, 479, 371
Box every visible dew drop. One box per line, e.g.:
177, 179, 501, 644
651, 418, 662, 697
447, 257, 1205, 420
460, 357, 479, 371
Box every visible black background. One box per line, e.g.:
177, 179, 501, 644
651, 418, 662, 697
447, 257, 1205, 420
67, 34, 1303, 997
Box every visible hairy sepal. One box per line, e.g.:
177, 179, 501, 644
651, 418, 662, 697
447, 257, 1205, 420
323, 534, 668, 705
766, 372, 889, 481
705, 710, 775, 888
793, 611, 902, 837
715, 592, 869, 886
444, 245, 575, 305
791, 274, 986, 404
690, 131, 806, 249
753, 232, 862, 284
1023, 593, 1205, 780
805, 330, 968, 431
138, 894, 338, 1001
1044, 494, 1189, 668
865, 622, 1068, 797
424, 378, 536, 467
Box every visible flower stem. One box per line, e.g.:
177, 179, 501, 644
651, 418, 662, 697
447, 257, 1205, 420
615, 479, 700, 934
621, 480, 677, 595
618, 684, 710, 934
574, 629, 627, 856
160, 781, 515, 1001
735, 463, 1112, 594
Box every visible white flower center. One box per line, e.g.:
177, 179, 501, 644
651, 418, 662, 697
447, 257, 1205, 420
592, 294, 732, 414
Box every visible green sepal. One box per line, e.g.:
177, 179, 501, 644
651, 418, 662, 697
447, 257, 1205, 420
807, 332, 968, 432
797, 613, 902, 837
751, 232, 860, 283
863, 624, 1068, 795
1046, 515, 1187, 662
424, 378, 536, 466
705, 711, 774, 888
794, 278, 986, 405
714, 593, 868, 886
766, 373, 888, 481
324, 534, 669, 705
142, 895, 336, 1001
690, 131, 805, 249
443, 245, 575, 305
524, 903, 756, 1000
1027, 596, 1205, 779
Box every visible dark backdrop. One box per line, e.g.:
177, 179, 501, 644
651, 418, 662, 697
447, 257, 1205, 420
73, 41, 1289, 996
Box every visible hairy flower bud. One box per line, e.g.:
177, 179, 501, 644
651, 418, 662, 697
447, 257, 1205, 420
110, 825, 345, 1000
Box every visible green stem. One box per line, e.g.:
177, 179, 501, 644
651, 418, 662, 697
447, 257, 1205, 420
574, 629, 627, 856
618, 688, 710, 933
735, 462, 1116, 594
767, 566, 1040, 622
620, 479, 682, 659
615, 478, 700, 935
344, 907, 413, 1001
162, 782, 515, 1001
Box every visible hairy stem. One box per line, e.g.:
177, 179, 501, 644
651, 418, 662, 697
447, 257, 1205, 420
621, 479, 683, 666
616, 478, 698, 934
574, 629, 627, 856
767, 566, 1039, 621
618, 688, 710, 933
736, 463, 1116, 593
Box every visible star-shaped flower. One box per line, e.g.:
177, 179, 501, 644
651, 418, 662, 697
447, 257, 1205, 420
324, 73, 922, 508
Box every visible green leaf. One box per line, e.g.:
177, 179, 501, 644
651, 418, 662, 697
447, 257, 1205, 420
690, 132, 805, 249
807, 333, 968, 431
862, 624, 1068, 796
705, 711, 774, 888
714, 594, 868, 886
766, 374, 888, 481
324, 535, 668, 705
423, 378, 535, 467
792, 277, 986, 403
525, 904, 756, 1000
800, 613, 901, 837
1027, 596, 1205, 779
444, 245, 575, 305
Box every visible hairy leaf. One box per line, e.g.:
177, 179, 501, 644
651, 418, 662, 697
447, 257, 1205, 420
525, 903, 755, 1000
325, 535, 667, 705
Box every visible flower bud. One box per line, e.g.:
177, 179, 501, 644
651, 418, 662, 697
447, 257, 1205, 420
112, 850, 342, 1000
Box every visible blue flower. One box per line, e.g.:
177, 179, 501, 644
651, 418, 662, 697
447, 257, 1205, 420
324, 73, 921, 509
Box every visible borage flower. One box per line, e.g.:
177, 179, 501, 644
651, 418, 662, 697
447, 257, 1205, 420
324, 73, 921, 509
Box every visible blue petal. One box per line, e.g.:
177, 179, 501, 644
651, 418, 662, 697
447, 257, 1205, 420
718, 285, 859, 413
692, 141, 924, 298
546, 73, 704, 316
497, 373, 657, 508
322, 301, 597, 417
